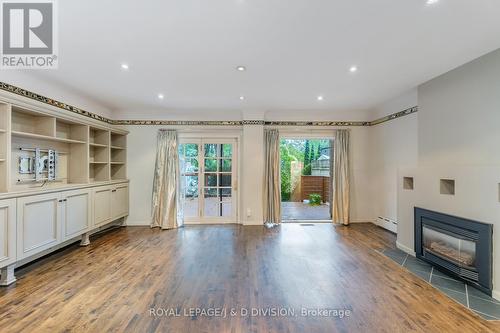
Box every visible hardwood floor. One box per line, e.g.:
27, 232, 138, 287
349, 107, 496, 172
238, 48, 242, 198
0, 223, 498, 332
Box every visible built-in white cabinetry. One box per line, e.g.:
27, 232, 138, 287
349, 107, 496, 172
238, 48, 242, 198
0, 97, 129, 286
93, 184, 129, 227
16, 192, 61, 260
61, 189, 91, 241
17, 193, 61, 259
93, 186, 112, 227
0, 182, 128, 285
0, 199, 16, 268
111, 183, 129, 220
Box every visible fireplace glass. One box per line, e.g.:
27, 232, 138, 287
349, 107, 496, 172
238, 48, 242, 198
422, 225, 476, 270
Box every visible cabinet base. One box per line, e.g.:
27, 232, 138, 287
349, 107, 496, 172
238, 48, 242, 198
0, 264, 16, 286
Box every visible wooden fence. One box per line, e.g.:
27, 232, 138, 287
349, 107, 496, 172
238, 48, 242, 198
300, 175, 330, 203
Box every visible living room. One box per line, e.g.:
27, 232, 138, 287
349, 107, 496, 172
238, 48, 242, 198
1, 0, 500, 331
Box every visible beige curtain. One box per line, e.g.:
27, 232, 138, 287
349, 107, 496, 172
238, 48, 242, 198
332, 129, 350, 225
263, 129, 281, 227
151, 129, 183, 229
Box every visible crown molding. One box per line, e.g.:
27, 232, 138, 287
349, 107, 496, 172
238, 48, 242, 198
0, 81, 417, 127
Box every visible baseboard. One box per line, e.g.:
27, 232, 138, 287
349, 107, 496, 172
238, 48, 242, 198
396, 241, 415, 256
349, 219, 372, 223
125, 220, 150, 226
492, 289, 500, 301
243, 220, 264, 226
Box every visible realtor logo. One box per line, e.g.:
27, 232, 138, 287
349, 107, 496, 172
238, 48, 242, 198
1, 0, 58, 69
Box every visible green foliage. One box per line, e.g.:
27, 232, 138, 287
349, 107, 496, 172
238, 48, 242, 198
280, 139, 331, 201
309, 193, 322, 206
304, 140, 310, 168
302, 164, 311, 176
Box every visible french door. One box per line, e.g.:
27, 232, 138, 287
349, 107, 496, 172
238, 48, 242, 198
178, 138, 237, 223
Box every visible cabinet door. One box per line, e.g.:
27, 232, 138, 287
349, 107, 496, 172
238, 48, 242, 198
93, 186, 112, 227
111, 184, 129, 219
62, 189, 91, 240
17, 193, 61, 260
0, 199, 16, 268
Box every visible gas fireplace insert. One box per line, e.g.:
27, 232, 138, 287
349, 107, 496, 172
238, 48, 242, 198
414, 207, 493, 295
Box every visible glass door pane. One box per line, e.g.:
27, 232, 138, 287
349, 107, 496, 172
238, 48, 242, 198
203, 142, 233, 218
179, 143, 200, 217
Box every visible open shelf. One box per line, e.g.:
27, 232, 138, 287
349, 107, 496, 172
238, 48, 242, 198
90, 142, 108, 147
12, 106, 55, 137
89, 163, 109, 182
12, 130, 86, 144
0, 103, 10, 192
0, 101, 127, 191
111, 163, 126, 180
111, 147, 126, 163
111, 132, 126, 149
56, 119, 88, 142
89, 144, 109, 163
89, 127, 109, 146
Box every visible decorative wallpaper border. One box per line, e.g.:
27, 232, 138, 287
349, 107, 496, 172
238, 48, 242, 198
0, 82, 114, 124
113, 120, 244, 126
0, 81, 417, 127
369, 106, 418, 126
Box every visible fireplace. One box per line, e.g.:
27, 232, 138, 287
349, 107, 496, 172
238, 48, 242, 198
415, 207, 493, 295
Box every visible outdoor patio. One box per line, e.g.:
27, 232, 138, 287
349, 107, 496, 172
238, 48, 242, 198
281, 202, 331, 221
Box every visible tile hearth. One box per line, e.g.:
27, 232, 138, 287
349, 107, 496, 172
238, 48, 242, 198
382, 248, 500, 321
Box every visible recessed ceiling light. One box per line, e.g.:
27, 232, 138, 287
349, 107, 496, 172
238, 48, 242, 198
426, 0, 439, 5
236, 66, 246, 72
239, 96, 245, 100
157, 93, 164, 100
317, 96, 324, 101
120, 63, 129, 70
349, 66, 358, 73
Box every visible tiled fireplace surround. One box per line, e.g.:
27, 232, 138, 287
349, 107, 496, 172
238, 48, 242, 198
382, 247, 500, 320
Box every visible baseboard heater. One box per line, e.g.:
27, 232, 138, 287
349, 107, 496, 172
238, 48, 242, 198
376, 216, 397, 233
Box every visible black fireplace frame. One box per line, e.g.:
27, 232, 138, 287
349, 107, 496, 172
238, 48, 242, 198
414, 207, 493, 295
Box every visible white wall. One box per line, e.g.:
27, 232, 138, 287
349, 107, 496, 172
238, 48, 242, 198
368, 90, 418, 224
348, 127, 374, 222
241, 125, 264, 225
126, 123, 374, 226
396, 48, 500, 298
418, 48, 500, 166
1, 72, 114, 119
125, 126, 243, 226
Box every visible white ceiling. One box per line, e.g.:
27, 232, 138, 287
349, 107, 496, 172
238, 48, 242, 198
30, 0, 500, 116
